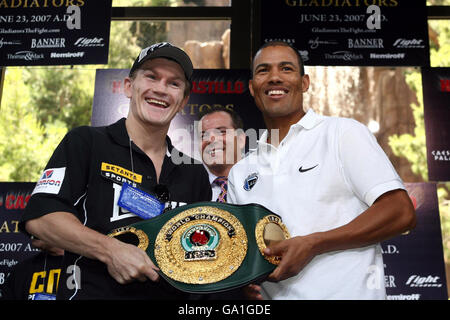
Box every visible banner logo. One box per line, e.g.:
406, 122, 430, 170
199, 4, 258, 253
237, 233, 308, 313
393, 38, 425, 49
7, 50, 44, 61
74, 37, 104, 47
325, 51, 363, 61
348, 38, 384, 49
31, 38, 66, 48
0, 38, 21, 48
50, 51, 84, 58
405, 275, 443, 288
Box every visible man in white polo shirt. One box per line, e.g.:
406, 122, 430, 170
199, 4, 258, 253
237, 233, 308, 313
227, 41, 417, 300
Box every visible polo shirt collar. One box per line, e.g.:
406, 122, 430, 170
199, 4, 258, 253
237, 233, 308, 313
257, 108, 323, 147
106, 117, 174, 157
295, 108, 324, 130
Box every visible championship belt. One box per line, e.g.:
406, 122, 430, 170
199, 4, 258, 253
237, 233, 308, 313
108, 202, 290, 294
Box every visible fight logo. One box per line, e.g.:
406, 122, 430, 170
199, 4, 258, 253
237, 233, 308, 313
32, 167, 66, 195
181, 224, 220, 261
243, 172, 259, 191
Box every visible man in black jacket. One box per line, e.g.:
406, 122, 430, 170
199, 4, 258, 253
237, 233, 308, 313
21, 43, 212, 300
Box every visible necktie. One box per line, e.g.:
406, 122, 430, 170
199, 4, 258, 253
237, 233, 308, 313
214, 176, 228, 203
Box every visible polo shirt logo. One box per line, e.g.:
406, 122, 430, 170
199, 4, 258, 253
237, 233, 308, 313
243, 172, 258, 191
299, 164, 319, 173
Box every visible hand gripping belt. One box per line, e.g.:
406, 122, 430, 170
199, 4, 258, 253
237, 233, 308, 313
108, 201, 290, 294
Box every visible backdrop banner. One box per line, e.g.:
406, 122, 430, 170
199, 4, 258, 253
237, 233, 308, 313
0, 0, 111, 66
261, 0, 430, 66
382, 182, 448, 300
422, 67, 450, 182
0, 182, 38, 292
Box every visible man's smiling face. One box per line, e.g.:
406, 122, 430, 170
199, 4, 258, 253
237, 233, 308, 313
125, 57, 189, 129
249, 45, 309, 122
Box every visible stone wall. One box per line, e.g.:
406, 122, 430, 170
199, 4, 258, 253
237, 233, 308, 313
183, 29, 230, 69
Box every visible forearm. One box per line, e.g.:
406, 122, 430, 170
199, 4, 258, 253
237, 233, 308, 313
24, 211, 115, 264
312, 189, 416, 256
265, 189, 416, 282
25, 211, 160, 284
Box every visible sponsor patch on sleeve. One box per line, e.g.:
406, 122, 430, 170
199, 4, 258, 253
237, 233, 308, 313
32, 167, 66, 195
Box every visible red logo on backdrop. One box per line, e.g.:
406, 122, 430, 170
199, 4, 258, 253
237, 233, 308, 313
192, 81, 244, 94
440, 79, 450, 92
111, 80, 123, 94
5, 192, 31, 210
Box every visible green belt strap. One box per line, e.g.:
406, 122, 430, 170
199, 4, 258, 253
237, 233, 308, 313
108, 201, 290, 294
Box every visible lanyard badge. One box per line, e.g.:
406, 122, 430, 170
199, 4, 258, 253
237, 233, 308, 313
121, 138, 172, 219
118, 183, 165, 220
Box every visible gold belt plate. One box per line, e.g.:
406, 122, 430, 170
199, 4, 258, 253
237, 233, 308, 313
154, 206, 248, 284
255, 214, 290, 265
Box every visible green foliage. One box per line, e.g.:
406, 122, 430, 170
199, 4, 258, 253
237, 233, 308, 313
129, 0, 170, 49
388, 109, 427, 180
388, 73, 428, 181
427, 0, 450, 5
107, 21, 141, 68
429, 20, 450, 67
24, 67, 95, 130
438, 188, 450, 262
0, 69, 67, 182
130, 21, 168, 49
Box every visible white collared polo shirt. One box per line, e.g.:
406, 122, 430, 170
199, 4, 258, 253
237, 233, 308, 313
227, 109, 405, 300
